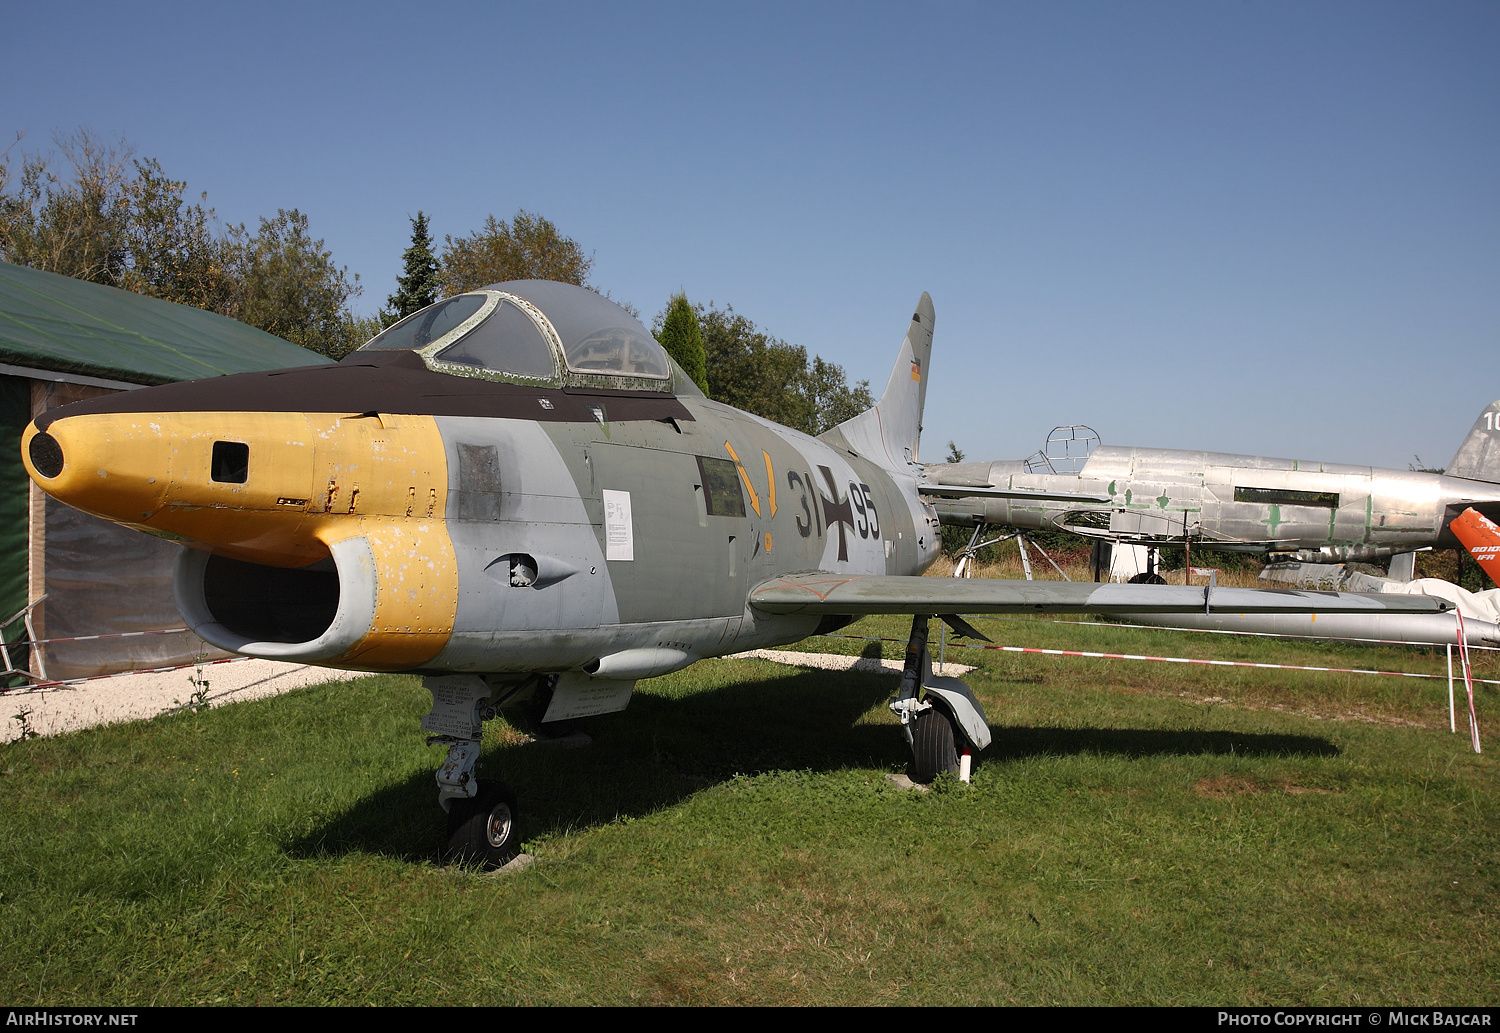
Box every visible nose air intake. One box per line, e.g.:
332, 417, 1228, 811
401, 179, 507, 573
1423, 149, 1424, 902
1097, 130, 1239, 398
175, 537, 379, 663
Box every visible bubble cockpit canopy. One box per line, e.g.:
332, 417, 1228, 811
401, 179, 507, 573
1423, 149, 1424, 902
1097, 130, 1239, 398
354, 279, 675, 393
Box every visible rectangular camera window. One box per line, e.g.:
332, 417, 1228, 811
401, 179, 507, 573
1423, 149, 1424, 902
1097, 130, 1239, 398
1233, 486, 1339, 508
696, 456, 746, 517
211, 441, 249, 484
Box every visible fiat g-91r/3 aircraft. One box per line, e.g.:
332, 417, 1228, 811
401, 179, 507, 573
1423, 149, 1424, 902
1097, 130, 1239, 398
21, 282, 1449, 867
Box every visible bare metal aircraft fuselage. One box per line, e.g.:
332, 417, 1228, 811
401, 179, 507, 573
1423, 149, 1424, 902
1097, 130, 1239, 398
926, 438, 1500, 563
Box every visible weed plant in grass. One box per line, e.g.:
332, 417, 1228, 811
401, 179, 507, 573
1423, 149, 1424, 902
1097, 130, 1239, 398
0, 621, 1494, 1005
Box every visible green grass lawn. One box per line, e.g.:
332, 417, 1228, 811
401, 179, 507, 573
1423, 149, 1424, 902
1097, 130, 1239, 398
1, 616, 1494, 1005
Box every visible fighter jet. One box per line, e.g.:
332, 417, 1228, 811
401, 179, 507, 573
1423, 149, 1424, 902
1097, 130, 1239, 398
20, 281, 1447, 867
925, 412, 1500, 570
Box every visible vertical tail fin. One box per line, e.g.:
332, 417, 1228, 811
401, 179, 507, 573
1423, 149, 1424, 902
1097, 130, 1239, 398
823, 292, 935, 471
1446, 400, 1500, 482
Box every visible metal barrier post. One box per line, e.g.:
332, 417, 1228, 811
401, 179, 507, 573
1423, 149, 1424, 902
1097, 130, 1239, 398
1448, 641, 1456, 734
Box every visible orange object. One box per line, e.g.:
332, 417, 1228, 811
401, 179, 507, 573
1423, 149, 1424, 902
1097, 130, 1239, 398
1450, 507, 1500, 584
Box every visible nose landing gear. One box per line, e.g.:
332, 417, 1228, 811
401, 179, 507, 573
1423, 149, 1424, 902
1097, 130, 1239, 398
423, 674, 525, 869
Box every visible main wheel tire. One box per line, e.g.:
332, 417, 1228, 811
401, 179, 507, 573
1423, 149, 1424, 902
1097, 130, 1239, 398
445, 779, 521, 869
911, 704, 960, 783
1128, 572, 1167, 585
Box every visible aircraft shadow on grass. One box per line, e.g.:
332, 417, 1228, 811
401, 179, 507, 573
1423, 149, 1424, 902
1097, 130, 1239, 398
286, 660, 1339, 865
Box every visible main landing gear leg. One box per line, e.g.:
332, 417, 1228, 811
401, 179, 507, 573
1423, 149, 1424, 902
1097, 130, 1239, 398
422, 674, 521, 868
888, 615, 994, 784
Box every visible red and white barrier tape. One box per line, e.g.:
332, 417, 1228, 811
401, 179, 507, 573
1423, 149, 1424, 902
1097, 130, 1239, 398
9, 627, 193, 646
4, 654, 255, 693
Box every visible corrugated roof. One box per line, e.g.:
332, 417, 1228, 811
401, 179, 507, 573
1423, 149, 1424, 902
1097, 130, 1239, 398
0, 261, 331, 384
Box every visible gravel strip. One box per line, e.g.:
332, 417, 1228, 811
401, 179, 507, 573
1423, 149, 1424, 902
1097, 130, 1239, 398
3, 659, 373, 742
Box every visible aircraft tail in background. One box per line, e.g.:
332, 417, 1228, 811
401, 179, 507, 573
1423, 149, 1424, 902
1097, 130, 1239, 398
1445, 400, 1500, 482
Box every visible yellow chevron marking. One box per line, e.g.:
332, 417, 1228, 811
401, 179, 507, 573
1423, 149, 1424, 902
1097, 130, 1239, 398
762, 450, 777, 517
724, 441, 761, 517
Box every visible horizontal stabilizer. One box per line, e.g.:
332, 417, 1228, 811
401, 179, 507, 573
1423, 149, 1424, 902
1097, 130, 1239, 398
749, 573, 1452, 617
918, 483, 1113, 503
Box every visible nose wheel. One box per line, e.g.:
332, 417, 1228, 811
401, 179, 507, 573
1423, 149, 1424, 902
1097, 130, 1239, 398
445, 779, 521, 869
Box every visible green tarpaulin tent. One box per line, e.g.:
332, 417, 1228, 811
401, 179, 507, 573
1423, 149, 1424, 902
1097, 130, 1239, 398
0, 262, 332, 682
0, 261, 329, 386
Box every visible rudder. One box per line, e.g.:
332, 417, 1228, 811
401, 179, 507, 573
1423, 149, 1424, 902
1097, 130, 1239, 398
824, 292, 935, 472
1446, 400, 1500, 482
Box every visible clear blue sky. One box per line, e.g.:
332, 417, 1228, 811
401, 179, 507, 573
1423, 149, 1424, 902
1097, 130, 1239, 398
5, 1, 1496, 470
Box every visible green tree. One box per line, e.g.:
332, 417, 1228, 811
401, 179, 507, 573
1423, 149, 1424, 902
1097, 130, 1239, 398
946, 441, 965, 463
655, 292, 709, 393
116, 156, 242, 314
234, 209, 363, 359
806, 355, 873, 431
439, 209, 592, 295
0, 132, 240, 312
386, 210, 440, 320
0, 132, 368, 358
0, 130, 133, 285
696, 302, 871, 436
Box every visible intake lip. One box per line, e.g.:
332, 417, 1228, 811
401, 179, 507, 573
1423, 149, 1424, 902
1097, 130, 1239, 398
174, 538, 379, 663
28, 430, 64, 479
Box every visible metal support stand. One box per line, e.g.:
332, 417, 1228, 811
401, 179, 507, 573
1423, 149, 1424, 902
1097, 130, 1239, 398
1447, 642, 1456, 734
1184, 511, 1192, 586
954, 524, 1017, 579
1025, 540, 1072, 581
0, 596, 47, 684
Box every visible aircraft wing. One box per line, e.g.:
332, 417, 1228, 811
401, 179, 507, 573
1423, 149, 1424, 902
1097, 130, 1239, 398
748, 573, 1452, 617
918, 484, 1113, 503
1049, 524, 1302, 548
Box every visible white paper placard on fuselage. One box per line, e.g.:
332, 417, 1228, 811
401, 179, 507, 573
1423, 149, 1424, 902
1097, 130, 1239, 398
543, 673, 635, 722
604, 489, 634, 561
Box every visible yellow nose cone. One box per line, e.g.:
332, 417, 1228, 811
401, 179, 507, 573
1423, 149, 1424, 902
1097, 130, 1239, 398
24, 408, 451, 570
23, 410, 322, 562
23, 414, 173, 525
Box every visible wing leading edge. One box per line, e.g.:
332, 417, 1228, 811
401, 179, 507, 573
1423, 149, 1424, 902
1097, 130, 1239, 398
917, 484, 1113, 503
748, 573, 1453, 617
